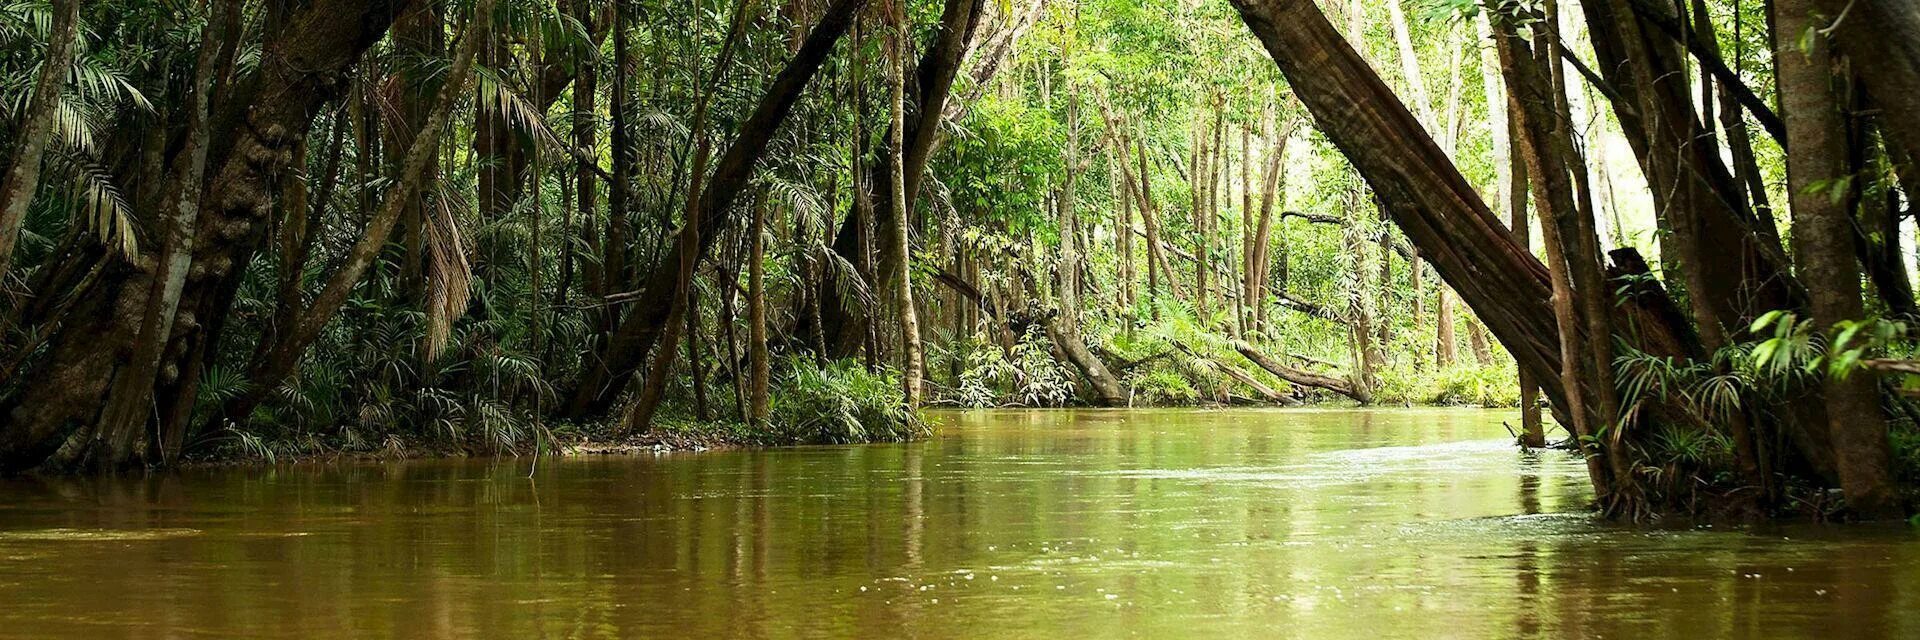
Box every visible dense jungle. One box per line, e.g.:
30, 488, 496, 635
5, 0, 1920, 523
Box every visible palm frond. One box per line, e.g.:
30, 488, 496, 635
59, 154, 139, 257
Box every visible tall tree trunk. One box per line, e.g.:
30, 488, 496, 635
0, 0, 80, 272
1251, 111, 1292, 337
886, 0, 925, 407
1136, 140, 1182, 305
390, 0, 444, 299
572, 0, 601, 306
1238, 120, 1253, 336
1509, 114, 1544, 447
1058, 95, 1082, 332
749, 194, 771, 423
603, 4, 634, 304
1435, 289, 1457, 367
1494, 8, 1637, 509
86, 0, 230, 468
815, 0, 985, 358
1115, 144, 1136, 317
1776, 0, 1902, 519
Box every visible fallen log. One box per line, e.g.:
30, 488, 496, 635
1232, 339, 1371, 404
1043, 318, 1129, 406
1171, 341, 1292, 404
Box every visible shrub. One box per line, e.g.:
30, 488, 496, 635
952, 326, 1075, 407
1428, 365, 1520, 407
768, 357, 927, 444
1128, 366, 1197, 405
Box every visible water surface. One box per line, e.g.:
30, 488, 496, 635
1, 408, 1916, 638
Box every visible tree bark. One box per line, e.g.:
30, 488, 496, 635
1776, 0, 1902, 519
563, 0, 870, 418
886, 0, 925, 407
1, 0, 414, 473
0, 0, 80, 272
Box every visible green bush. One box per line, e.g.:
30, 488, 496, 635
1128, 366, 1198, 405
768, 357, 927, 444
1372, 364, 1518, 407
1428, 365, 1520, 407
951, 327, 1075, 407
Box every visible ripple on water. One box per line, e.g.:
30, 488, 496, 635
1078, 439, 1588, 489
0, 528, 203, 542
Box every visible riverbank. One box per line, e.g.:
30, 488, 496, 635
184, 400, 1524, 469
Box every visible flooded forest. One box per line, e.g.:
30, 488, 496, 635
5, 0, 1920, 635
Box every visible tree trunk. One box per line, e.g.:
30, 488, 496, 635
626, 0, 757, 433
0, 0, 80, 272
1776, 0, 1902, 519
1814, 0, 1920, 166
1235, 339, 1370, 403
563, 0, 870, 418
1493, 8, 1637, 509
886, 0, 925, 407
749, 194, 771, 423
1509, 115, 1543, 447
0, 0, 413, 473
603, 4, 634, 304
816, 0, 986, 358
1251, 112, 1292, 337
85, 0, 229, 468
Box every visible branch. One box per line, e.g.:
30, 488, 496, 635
1622, 0, 1787, 148
1277, 291, 1343, 322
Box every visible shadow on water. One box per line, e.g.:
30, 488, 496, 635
0, 407, 1914, 638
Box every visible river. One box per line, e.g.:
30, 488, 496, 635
0, 408, 1915, 638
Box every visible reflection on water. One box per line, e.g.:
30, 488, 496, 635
0, 408, 1915, 638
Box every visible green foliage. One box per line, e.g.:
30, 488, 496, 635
768, 357, 926, 445
950, 327, 1076, 408
1427, 365, 1520, 407
1372, 363, 1519, 407
1646, 423, 1734, 469
1127, 367, 1198, 405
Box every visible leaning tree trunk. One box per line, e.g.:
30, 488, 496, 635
814, 0, 985, 359
1226, 0, 1686, 447
564, 0, 871, 419
1493, 13, 1633, 508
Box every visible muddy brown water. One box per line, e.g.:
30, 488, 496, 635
0, 408, 1915, 638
